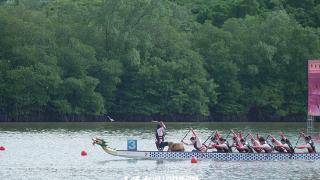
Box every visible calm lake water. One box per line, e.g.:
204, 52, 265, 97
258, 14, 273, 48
0, 122, 319, 180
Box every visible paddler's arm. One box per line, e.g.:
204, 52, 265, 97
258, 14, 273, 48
191, 129, 197, 137
239, 132, 243, 140
270, 135, 279, 146
279, 131, 286, 139
230, 142, 236, 147
181, 140, 192, 146
231, 129, 238, 137
191, 129, 202, 143
159, 121, 166, 129
249, 133, 254, 140
270, 135, 284, 147
195, 136, 202, 147
256, 133, 260, 139
295, 144, 308, 149
300, 132, 306, 139
215, 131, 221, 139
213, 144, 225, 148
252, 144, 263, 149
189, 129, 204, 149
203, 143, 213, 149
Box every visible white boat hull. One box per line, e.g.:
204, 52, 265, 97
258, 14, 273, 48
101, 146, 320, 161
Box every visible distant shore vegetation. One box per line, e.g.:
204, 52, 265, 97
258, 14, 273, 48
0, 0, 319, 120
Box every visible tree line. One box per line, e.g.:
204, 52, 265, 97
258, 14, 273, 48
0, 0, 319, 120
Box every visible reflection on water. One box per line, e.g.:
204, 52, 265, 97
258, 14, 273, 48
0, 122, 319, 180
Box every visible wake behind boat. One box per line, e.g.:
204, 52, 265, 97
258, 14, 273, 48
92, 137, 320, 161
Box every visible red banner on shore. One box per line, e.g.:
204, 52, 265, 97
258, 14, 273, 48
308, 60, 320, 116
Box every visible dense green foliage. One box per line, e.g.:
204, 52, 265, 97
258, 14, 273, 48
0, 0, 319, 117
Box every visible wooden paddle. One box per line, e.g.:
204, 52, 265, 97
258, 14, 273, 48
225, 131, 233, 153
225, 130, 233, 140
203, 130, 216, 145
180, 129, 191, 142
244, 133, 250, 140
292, 134, 302, 151
266, 135, 271, 141
152, 121, 166, 129
289, 134, 302, 159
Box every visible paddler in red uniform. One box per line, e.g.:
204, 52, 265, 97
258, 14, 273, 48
279, 132, 295, 153
269, 135, 286, 152
252, 134, 273, 153
239, 138, 254, 153
231, 130, 247, 152
249, 133, 263, 153
205, 132, 231, 152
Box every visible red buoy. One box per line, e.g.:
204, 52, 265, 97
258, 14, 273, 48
0, 146, 5, 151
191, 156, 197, 163
81, 150, 87, 156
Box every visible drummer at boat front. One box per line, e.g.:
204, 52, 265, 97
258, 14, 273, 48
182, 129, 207, 152
296, 132, 316, 153
155, 121, 169, 151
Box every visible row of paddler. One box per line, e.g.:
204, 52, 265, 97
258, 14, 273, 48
155, 121, 316, 153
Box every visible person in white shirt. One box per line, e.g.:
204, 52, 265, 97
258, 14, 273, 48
155, 121, 168, 151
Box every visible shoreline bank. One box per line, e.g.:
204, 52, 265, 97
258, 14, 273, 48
0, 112, 312, 122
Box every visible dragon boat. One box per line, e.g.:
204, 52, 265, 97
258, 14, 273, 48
92, 138, 320, 161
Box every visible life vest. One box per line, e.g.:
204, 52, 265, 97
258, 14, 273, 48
244, 144, 254, 153
274, 146, 285, 153
193, 143, 206, 152
269, 143, 274, 151
263, 143, 273, 153
288, 144, 294, 153
251, 139, 263, 153
253, 146, 263, 153
234, 140, 245, 152
155, 127, 164, 143
283, 139, 294, 153
236, 147, 245, 153
215, 145, 226, 153
214, 142, 231, 153
226, 142, 233, 153
307, 140, 316, 153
